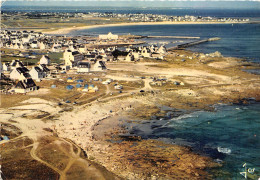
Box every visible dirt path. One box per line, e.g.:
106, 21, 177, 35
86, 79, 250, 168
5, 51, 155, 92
143, 79, 153, 90
30, 141, 64, 177
0, 104, 117, 180
58, 138, 108, 180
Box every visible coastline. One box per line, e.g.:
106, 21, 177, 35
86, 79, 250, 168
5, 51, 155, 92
43, 21, 248, 35
51, 53, 260, 178
1, 50, 260, 178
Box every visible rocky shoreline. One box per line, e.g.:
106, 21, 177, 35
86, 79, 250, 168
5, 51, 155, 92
54, 91, 260, 179
51, 51, 260, 178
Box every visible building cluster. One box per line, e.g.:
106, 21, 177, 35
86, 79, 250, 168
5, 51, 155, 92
0, 29, 169, 94
0, 29, 83, 52
63, 49, 108, 73
0, 58, 51, 93
62, 44, 167, 73
90, 12, 250, 23
1, 11, 86, 21
0, 30, 91, 52
0, 30, 47, 50
0, 51, 109, 93
1, 10, 250, 24
0, 30, 134, 53
121, 44, 167, 61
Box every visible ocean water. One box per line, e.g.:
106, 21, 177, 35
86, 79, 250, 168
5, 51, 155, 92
126, 103, 260, 179
72, 23, 260, 63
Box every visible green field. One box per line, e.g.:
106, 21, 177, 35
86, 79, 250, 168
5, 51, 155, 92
1, 48, 63, 65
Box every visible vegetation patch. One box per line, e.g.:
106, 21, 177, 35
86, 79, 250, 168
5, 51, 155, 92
0, 123, 23, 139
1, 137, 59, 179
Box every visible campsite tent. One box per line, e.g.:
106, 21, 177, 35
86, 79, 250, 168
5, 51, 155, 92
76, 84, 82, 88
67, 77, 73, 83
66, 85, 74, 90
88, 84, 94, 89
76, 79, 84, 83
3, 136, 9, 140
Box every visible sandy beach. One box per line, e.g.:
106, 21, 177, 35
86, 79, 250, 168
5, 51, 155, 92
44, 21, 248, 35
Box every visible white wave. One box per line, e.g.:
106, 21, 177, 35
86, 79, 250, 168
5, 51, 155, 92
162, 113, 198, 127
217, 147, 232, 154
171, 113, 198, 121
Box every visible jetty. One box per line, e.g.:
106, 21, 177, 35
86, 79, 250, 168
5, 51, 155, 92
169, 37, 221, 50
147, 36, 200, 39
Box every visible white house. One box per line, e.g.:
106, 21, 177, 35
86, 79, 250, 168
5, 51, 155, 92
29, 66, 45, 80
30, 41, 38, 48
38, 41, 46, 50
132, 51, 140, 60
125, 53, 135, 62
78, 46, 87, 53
52, 44, 62, 52
99, 32, 118, 40
39, 55, 51, 65
91, 61, 107, 71
10, 60, 24, 70
2, 62, 10, 71
150, 45, 158, 53
38, 64, 51, 77
13, 78, 38, 93
77, 62, 90, 73
13, 43, 20, 49
22, 35, 30, 44
141, 47, 152, 58
63, 50, 84, 67
157, 46, 167, 54
19, 43, 25, 50
10, 67, 30, 80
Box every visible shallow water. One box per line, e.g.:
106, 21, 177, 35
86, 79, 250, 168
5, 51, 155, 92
127, 103, 260, 179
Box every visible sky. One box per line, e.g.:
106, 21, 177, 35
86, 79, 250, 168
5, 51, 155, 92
2, 0, 260, 9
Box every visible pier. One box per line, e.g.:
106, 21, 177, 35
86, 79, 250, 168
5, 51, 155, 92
147, 36, 200, 39
169, 37, 221, 50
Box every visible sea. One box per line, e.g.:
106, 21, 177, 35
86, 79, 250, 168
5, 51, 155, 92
125, 102, 260, 179
4, 6, 260, 179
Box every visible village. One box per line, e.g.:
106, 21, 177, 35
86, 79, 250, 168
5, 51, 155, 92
91, 12, 250, 23
1, 10, 250, 26
0, 30, 173, 99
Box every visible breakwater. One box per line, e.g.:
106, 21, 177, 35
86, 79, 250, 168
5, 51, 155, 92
147, 36, 200, 39
169, 37, 221, 50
